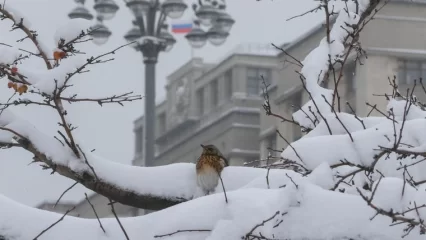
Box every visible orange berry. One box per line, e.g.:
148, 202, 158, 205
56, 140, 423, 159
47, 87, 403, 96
17, 85, 26, 95
11, 66, 18, 75
21, 84, 28, 93
53, 50, 66, 61
12, 83, 18, 91
7, 82, 13, 88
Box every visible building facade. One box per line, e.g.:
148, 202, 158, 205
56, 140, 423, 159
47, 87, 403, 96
37, 0, 426, 218
133, 45, 280, 169
260, 0, 426, 159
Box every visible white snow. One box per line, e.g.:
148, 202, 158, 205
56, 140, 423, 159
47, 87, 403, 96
2, 102, 426, 239
2, 4, 28, 27
0, 175, 422, 240
0, 45, 21, 65
3, 0, 426, 239
293, 0, 371, 130
54, 19, 92, 45
16, 57, 84, 94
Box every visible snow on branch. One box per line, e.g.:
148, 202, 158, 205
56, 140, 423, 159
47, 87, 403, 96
0, 172, 420, 240
292, 0, 378, 130
3, 0, 426, 239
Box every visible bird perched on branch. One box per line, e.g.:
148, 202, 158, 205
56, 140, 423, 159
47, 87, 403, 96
196, 144, 229, 197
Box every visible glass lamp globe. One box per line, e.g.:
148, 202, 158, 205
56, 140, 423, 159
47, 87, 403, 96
215, 8, 234, 33
124, 25, 143, 49
207, 24, 228, 46
125, 0, 151, 18
93, 0, 119, 21
161, 0, 187, 19
185, 25, 207, 48
195, 5, 220, 27
68, 4, 94, 20
90, 22, 112, 45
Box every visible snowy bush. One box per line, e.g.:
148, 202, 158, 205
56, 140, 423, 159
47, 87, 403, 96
1, 0, 425, 239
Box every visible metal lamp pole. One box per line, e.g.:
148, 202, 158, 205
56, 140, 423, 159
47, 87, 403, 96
68, 0, 235, 166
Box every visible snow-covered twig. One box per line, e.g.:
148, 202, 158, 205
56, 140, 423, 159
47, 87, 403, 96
0, 7, 52, 69
243, 211, 280, 240
356, 185, 426, 237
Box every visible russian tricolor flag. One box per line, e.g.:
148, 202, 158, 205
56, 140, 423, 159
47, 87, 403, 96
171, 23, 193, 34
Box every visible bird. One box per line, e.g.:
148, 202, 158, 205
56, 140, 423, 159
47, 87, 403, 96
196, 144, 229, 196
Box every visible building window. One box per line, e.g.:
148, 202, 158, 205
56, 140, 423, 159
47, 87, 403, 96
398, 60, 426, 85
158, 113, 166, 135
211, 79, 219, 107
224, 70, 233, 99
196, 87, 204, 116
135, 127, 143, 155
247, 67, 271, 95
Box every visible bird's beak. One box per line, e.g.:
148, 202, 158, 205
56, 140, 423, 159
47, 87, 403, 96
200, 144, 205, 148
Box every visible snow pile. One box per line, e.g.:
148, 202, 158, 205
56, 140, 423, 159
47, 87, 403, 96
1, 4, 27, 26
2, 103, 425, 239
0, 14, 96, 95
3, 0, 426, 239
17, 57, 84, 94
0, 168, 421, 240
54, 19, 92, 45
293, 0, 370, 129
0, 45, 21, 65
3, 101, 425, 239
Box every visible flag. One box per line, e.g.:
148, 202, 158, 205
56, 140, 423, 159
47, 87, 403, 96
171, 23, 193, 34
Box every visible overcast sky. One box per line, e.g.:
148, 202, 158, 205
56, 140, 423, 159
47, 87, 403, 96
0, 0, 322, 207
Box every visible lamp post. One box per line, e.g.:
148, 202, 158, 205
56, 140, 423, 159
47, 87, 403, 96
68, 0, 235, 166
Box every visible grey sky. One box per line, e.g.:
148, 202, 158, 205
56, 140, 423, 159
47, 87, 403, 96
0, 0, 322, 207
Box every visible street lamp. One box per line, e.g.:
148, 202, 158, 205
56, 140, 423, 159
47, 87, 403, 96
67, 0, 235, 166
90, 18, 112, 45
93, 0, 120, 20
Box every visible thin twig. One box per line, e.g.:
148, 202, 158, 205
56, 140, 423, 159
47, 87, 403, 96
218, 174, 228, 203
276, 130, 305, 164
154, 229, 211, 238
33, 206, 76, 240
322, 95, 354, 141
77, 145, 129, 240
84, 193, 106, 233
53, 181, 78, 208
285, 173, 299, 189
244, 211, 281, 240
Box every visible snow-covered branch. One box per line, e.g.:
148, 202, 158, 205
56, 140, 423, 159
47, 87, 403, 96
0, 169, 420, 240
3, 0, 426, 239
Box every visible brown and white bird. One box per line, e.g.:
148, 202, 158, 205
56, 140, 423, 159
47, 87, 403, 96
196, 144, 229, 196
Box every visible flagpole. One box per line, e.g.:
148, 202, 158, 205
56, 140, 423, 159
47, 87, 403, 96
190, 46, 194, 60
170, 20, 194, 59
